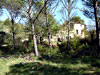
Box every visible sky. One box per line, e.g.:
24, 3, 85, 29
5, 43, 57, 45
0, 0, 95, 26
0, 9, 9, 20
53, 0, 95, 25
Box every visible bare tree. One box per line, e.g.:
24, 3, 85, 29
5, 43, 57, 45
44, 0, 52, 48
28, 0, 39, 56
60, 0, 77, 50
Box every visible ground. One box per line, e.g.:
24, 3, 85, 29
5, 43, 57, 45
0, 53, 100, 75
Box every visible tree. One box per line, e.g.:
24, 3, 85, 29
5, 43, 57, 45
27, 0, 39, 56
0, 0, 25, 49
44, 0, 59, 48
48, 14, 60, 35
0, 19, 26, 47
35, 14, 45, 45
60, 0, 78, 50
82, 0, 100, 54
71, 16, 85, 24
3, 19, 11, 25
45, 0, 52, 48
21, 0, 49, 56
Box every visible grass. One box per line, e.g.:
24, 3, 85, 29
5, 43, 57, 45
0, 47, 100, 75
0, 57, 26, 75
0, 55, 100, 75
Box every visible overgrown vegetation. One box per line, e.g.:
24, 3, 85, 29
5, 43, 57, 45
0, 0, 100, 75
0, 49, 100, 75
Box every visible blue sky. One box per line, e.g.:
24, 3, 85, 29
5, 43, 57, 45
53, 0, 95, 25
0, 9, 9, 20
0, 0, 95, 25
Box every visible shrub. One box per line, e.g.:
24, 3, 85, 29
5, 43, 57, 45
70, 37, 81, 51
57, 36, 97, 57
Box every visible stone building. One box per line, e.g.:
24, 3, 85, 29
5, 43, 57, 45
51, 23, 86, 44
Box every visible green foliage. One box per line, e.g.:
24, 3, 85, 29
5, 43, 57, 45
15, 45, 29, 54
0, 19, 27, 44
38, 45, 59, 56
0, 0, 25, 20
0, 0, 100, 74
82, 0, 100, 20
57, 36, 98, 57
0, 0, 25, 9
71, 16, 85, 24
70, 37, 81, 50
0, 20, 31, 55
14, 24, 26, 39
48, 14, 60, 35
3, 19, 11, 25
87, 30, 96, 41
0, 50, 3, 55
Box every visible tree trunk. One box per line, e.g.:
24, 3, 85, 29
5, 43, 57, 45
38, 33, 41, 45
48, 28, 52, 48
46, 11, 52, 49
67, 21, 70, 50
32, 23, 39, 56
37, 24, 41, 45
28, 0, 39, 56
93, 0, 100, 54
11, 18, 16, 49
67, 5, 70, 50
38, 30, 42, 45
45, 0, 52, 49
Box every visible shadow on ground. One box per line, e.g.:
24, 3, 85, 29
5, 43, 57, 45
39, 54, 97, 64
7, 62, 71, 75
6, 62, 91, 75
6, 57, 100, 75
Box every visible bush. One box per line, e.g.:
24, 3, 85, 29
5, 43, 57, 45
57, 37, 98, 57
70, 37, 81, 51
57, 41, 66, 53
38, 45, 59, 56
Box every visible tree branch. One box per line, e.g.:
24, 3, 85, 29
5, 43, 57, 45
32, 0, 48, 24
